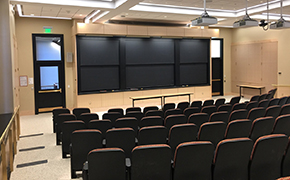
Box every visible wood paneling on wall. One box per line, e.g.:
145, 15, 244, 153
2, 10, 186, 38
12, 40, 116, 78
231, 41, 278, 96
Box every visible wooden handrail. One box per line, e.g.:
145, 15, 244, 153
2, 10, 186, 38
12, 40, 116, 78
0, 106, 20, 143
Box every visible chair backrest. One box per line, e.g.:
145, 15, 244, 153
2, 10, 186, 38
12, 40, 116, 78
72, 107, 90, 119
190, 100, 202, 109
201, 105, 217, 116
217, 104, 232, 113
115, 117, 138, 136
71, 129, 103, 171
168, 123, 198, 157
224, 119, 252, 139
269, 98, 280, 107
264, 105, 281, 120
188, 113, 209, 129
164, 114, 187, 132
87, 148, 126, 180
177, 102, 190, 112
249, 117, 275, 141
203, 99, 214, 107
286, 96, 290, 105
250, 95, 260, 102
213, 138, 253, 180
209, 111, 229, 124
232, 103, 247, 111
282, 137, 290, 177
268, 88, 277, 99
258, 93, 268, 102
272, 114, 290, 136
247, 107, 266, 122
139, 116, 164, 128
88, 119, 112, 139
108, 108, 124, 116
80, 113, 99, 128
138, 126, 167, 145
258, 99, 270, 108
164, 108, 183, 118
229, 96, 241, 105
246, 101, 259, 112
125, 111, 144, 126
279, 96, 289, 106
265, 93, 272, 100
102, 112, 122, 126
228, 109, 248, 123
173, 141, 214, 180
143, 106, 159, 114
215, 98, 226, 108
106, 128, 135, 158
126, 107, 141, 114
131, 144, 172, 180
53, 108, 70, 120
56, 114, 76, 141
198, 121, 227, 147
62, 120, 86, 156
249, 134, 288, 180
280, 104, 290, 116
162, 103, 175, 113
145, 110, 163, 118
183, 107, 200, 119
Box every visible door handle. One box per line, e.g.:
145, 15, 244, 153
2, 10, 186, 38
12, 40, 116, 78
39, 88, 62, 93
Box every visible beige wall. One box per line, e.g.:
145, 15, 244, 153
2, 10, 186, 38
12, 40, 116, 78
232, 26, 290, 97
15, 17, 74, 115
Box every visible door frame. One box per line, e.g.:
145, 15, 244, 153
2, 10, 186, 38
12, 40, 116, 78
32, 34, 66, 114
211, 38, 224, 96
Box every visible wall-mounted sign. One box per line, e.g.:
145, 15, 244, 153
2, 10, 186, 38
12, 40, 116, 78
19, 76, 28, 87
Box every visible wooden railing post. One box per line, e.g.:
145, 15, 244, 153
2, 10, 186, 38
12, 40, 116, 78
1, 142, 7, 180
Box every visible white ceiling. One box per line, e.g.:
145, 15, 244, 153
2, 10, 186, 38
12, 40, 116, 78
10, 0, 290, 28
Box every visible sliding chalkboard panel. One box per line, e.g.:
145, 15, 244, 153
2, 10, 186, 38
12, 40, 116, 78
126, 65, 174, 88
80, 67, 119, 92
180, 64, 208, 85
125, 38, 174, 65
180, 39, 209, 63
78, 37, 119, 66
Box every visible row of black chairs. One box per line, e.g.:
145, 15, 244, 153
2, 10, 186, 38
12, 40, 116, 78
82, 134, 290, 180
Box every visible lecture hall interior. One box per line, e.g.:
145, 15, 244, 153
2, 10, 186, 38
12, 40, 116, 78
1, 0, 290, 179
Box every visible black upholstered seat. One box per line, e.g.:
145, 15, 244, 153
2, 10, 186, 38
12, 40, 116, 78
201, 105, 217, 116
84, 148, 126, 180
269, 98, 280, 107
145, 109, 163, 117
224, 119, 251, 139
258, 93, 268, 102
164, 108, 183, 118
102, 112, 122, 126
138, 126, 167, 145
246, 101, 259, 112
258, 99, 270, 108
203, 99, 214, 107
131, 144, 172, 180
139, 116, 163, 128
250, 95, 260, 102
56, 113, 76, 145
247, 107, 266, 122
190, 100, 202, 109
80, 113, 99, 128
143, 106, 159, 114
88, 119, 112, 139
72, 107, 90, 120
279, 96, 289, 106
213, 138, 253, 180
177, 101, 190, 112
162, 103, 175, 113
232, 103, 247, 111
272, 114, 290, 136
183, 107, 200, 119
106, 128, 135, 158
228, 109, 248, 123
217, 104, 232, 113
62, 120, 86, 158
173, 141, 214, 180
188, 113, 209, 129
249, 117, 275, 141
228, 96, 241, 105
198, 121, 226, 147
52, 108, 70, 133
125, 111, 144, 126
209, 111, 229, 123
168, 123, 198, 157
115, 117, 138, 137
280, 104, 290, 116
108, 108, 124, 116
282, 137, 290, 177
126, 107, 141, 114
164, 114, 187, 133
249, 134, 288, 180
264, 105, 281, 120
71, 129, 102, 178
214, 98, 226, 108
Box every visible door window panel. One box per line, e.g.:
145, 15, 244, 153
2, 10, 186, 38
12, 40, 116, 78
36, 37, 61, 61
40, 66, 59, 90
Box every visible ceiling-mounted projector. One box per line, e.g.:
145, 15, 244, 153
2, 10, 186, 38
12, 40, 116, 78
191, 12, 217, 26
191, 0, 217, 27
270, 18, 290, 29
233, 14, 258, 28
